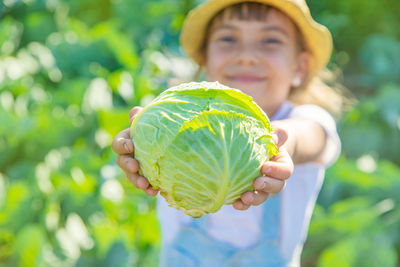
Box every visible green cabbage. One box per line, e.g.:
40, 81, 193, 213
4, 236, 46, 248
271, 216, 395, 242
130, 81, 277, 218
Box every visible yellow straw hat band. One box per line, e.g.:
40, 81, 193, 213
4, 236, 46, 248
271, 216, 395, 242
180, 0, 333, 78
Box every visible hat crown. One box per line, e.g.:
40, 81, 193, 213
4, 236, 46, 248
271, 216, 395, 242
289, 0, 310, 13
202, 0, 310, 12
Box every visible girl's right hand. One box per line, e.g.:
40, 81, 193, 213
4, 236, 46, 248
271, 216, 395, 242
111, 107, 159, 196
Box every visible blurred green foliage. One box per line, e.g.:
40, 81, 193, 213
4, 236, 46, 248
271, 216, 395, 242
0, 0, 399, 266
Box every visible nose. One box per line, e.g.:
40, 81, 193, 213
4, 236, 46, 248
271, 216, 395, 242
234, 43, 259, 66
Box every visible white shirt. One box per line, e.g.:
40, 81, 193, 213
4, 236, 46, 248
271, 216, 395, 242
157, 102, 341, 266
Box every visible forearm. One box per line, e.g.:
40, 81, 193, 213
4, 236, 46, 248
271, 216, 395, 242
272, 118, 327, 164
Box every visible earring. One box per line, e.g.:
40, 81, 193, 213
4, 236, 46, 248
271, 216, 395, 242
293, 76, 301, 87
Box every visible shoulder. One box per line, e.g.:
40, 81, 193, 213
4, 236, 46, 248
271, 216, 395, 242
289, 104, 336, 126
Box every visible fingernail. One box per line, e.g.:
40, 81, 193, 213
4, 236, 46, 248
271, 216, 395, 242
262, 181, 267, 190
124, 143, 131, 153
254, 179, 264, 190
271, 133, 279, 145
259, 181, 266, 190
277, 131, 285, 146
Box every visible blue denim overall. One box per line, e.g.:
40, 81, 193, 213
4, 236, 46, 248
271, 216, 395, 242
160, 194, 289, 267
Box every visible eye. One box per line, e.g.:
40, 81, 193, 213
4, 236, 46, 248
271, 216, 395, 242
218, 36, 236, 43
262, 38, 282, 45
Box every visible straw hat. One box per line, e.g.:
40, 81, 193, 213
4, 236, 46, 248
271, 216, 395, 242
180, 0, 332, 78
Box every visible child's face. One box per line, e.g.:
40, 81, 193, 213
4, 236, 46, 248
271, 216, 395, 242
205, 9, 309, 116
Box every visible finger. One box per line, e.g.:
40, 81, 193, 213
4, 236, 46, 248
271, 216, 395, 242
126, 172, 140, 187
145, 186, 159, 196
116, 155, 140, 173
271, 127, 288, 147
261, 149, 293, 180
253, 176, 286, 194
241, 190, 269, 206
125, 172, 158, 196
129, 106, 143, 124
233, 199, 250, 210
136, 175, 150, 190
112, 128, 134, 155
138, 177, 159, 196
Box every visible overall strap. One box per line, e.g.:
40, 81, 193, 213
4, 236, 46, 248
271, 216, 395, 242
191, 215, 208, 232
260, 193, 282, 240
224, 193, 286, 267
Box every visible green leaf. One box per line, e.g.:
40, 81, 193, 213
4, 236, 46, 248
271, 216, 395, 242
91, 22, 138, 69
14, 224, 46, 267
318, 234, 397, 267
98, 109, 131, 137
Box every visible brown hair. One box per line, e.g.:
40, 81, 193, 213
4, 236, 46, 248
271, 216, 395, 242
194, 2, 354, 118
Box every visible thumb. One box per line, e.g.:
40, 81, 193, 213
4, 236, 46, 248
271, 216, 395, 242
129, 106, 143, 124
271, 127, 288, 147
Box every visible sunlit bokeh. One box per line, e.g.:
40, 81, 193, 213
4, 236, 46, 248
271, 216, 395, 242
1, 0, 399, 266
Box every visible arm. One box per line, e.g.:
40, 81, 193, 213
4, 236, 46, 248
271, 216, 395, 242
273, 118, 327, 164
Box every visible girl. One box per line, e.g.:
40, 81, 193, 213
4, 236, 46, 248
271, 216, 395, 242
112, 0, 345, 266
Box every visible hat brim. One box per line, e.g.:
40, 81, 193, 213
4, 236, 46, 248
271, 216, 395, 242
180, 0, 332, 78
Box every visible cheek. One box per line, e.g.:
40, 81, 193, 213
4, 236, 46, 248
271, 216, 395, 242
205, 48, 228, 80
264, 52, 297, 81
266, 52, 290, 69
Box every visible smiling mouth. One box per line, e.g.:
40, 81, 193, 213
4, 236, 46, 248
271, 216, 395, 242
227, 75, 265, 83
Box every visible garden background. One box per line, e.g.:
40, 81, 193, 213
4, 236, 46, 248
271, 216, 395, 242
1, 0, 400, 266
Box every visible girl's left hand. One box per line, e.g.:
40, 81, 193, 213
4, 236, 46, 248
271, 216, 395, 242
233, 126, 294, 210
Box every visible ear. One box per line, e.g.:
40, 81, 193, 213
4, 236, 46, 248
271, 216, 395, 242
292, 51, 311, 87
